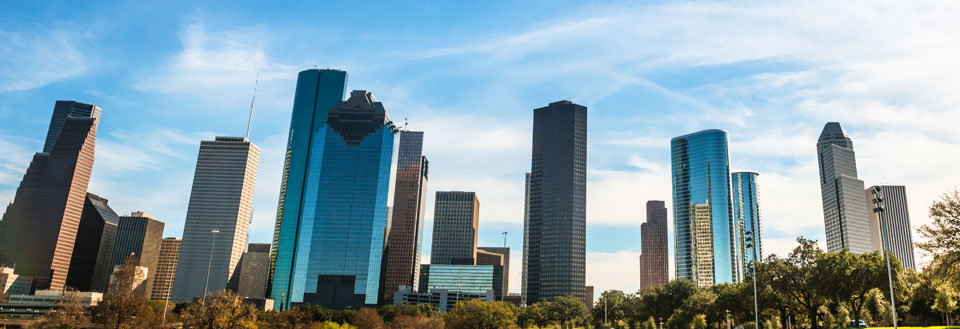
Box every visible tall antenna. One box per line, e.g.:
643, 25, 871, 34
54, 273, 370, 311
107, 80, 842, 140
245, 73, 259, 139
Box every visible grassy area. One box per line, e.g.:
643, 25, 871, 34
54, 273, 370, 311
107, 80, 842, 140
870, 327, 960, 329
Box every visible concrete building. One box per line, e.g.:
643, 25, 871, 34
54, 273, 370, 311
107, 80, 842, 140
431, 192, 480, 265
238, 243, 270, 299
108, 265, 149, 295
66, 193, 120, 292
380, 130, 429, 303
0, 290, 102, 319
585, 286, 594, 311
105, 212, 163, 295
477, 247, 510, 297
866, 185, 916, 269
817, 122, 873, 254
1, 267, 32, 296
0, 101, 101, 291
524, 101, 588, 304
172, 136, 260, 302
151, 237, 180, 300
640, 201, 669, 290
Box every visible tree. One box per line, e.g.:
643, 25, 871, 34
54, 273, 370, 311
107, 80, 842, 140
444, 299, 517, 329
918, 189, 960, 283
932, 284, 958, 326
263, 306, 314, 329
591, 290, 631, 327
642, 316, 657, 329
93, 256, 155, 329
768, 238, 826, 329
389, 315, 444, 329
691, 314, 707, 329
813, 250, 900, 329
545, 295, 588, 329
863, 289, 887, 326
351, 308, 384, 329
33, 289, 89, 329
517, 301, 549, 328
178, 290, 258, 328
318, 322, 357, 329
633, 279, 697, 324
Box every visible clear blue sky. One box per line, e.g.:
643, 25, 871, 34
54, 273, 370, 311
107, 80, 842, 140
3, 0, 958, 296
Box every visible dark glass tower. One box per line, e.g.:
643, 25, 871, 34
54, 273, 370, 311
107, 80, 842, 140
640, 200, 669, 290
105, 212, 164, 296
671, 130, 737, 286
380, 130, 429, 302
0, 100, 100, 291
270, 71, 399, 309
732, 172, 761, 277
65, 193, 120, 292
523, 100, 587, 304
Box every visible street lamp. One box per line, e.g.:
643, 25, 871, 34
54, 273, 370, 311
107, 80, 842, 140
871, 186, 898, 329
659, 317, 664, 329
745, 230, 760, 329
202, 228, 219, 307
726, 310, 732, 329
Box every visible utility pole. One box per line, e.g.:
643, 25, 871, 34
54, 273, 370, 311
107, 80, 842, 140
871, 186, 898, 329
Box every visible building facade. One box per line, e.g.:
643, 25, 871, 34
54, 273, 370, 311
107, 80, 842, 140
66, 193, 120, 292
151, 238, 180, 300
380, 130, 429, 302
0, 101, 101, 291
238, 243, 271, 299
640, 201, 669, 290
420, 264, 502, 297
431, 192, 480, 265
732, 172, 762, 278
671, 130, 738, 286
817, 122, 873, 254
393, 286, 494, 313
477, 247, 510, 297
269, 70, 399, 309
524, 100, 587, 304
522, 172, 531, 305
866, 185, 916, 269
172, 136, 260, 302
106, 212, 164, 295
0, 267, 33, 296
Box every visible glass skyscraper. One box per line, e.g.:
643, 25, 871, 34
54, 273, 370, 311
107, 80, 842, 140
732, 171, 761, 279
270, 69, 399, 310
817, 122, 873, 254
671, 129, 738, 286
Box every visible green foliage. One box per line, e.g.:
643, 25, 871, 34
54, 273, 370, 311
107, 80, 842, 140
444, 299, 518, 329
918, 189, 960, 283
643, 316, 657, 329
317, 322, 356, 329
519, 302, 550, 328
932, 284, 958, 326
591, 290, 632, 327
545, 295, 588, 329
691, 314, 707, 329
32, 289, 89, 329
92, 256, 157, 328
814, 250, 902, 327
865, 289, 888, 326
178, 290, 258, 328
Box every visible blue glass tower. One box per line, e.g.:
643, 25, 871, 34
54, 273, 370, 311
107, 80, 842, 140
671, 130, 738, 286
732, 171, 761, 279
269, 69, 399, 309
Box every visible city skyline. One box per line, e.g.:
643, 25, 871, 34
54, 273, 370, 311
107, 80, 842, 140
2, 0, 957, 298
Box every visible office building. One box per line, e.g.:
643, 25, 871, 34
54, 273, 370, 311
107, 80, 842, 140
380, 130, 429, 302
866, 185, 916, 269
0, 101, 101, 291
419, 264, 502, 297
477, 247, 510, 297
238, 243, 271, 299
640, 201, 669, 290
1, 267, 33, 296
171, 136, 260, 302
585, 286, 594, 310
393, 286, 494, 313
66, 193, 119, 292
0, 290, 102, 318
105, 212, 163, 295
732, 172, 762, 277
269, 69, 399, 310
431, 192, 480, 265
817, 122, 873, 254
671, 129, 737, 285
151, 238, 180, 300
524, 101, 587, 304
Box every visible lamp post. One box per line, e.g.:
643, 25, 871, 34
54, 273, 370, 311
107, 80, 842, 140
871, 186, 898, 329
202, 228, 219, 307
659, 317, 664, 329
745, 230, 760, 329
726, 310, 732, 329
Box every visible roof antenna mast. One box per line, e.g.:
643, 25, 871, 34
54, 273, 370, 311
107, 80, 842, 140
245, 73, 259, 139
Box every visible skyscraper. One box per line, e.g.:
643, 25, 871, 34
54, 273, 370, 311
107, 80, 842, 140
380, 130, 429, 302
732, 172, 761, 278
671, 130, 737, 286
866, 185, 916, 269
171, 136, 259, 302
817, 122, 873, 254
269, 71, 399, 309
151, 237, 180, 300
66, 193, 120, 292
477, 247, 510, 298
524, 100, 587, 304
238, 243, 270, 299
106, 212, 164, 295
0, 100, 101, 291
431, 192, 480, 265
640, 200, 668, 290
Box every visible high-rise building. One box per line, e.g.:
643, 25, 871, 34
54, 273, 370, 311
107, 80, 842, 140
269, 70, 399, 310
151, 238, 180, 300
671, 130, 738, 286
865, 185, 916, 269
171, 136, 260, 302
640, 201, 668, 290
817, 122, 873, 254
521, 172, 531, 305
0, 100, 101, 291
65, 193, 120, 292
524, 100, 587, 304
106, 212, 164, 295
380, 130, 429, 302
477, 247, 510, 298
431, 192, 480, 265
732, 172, 762, 278
238, 243, 270, 299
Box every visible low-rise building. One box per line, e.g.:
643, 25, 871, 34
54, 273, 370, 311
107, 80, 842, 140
393, 285, 494, 313
0, 290, 102, 318
0, 267, 32, 296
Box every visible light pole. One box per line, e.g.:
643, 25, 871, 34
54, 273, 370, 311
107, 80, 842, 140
659, 317, 663, 329
726, 310, 732, 329
871, 186, 898, 329
162, 261, 175, 326
202, 228, 219, 307
745, 229, 760, 329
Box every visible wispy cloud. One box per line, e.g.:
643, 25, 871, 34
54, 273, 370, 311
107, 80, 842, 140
0, 30, 88, 92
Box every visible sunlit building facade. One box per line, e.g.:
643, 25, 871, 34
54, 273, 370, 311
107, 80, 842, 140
817, 122, 873, 254
732, 172, 761, 278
